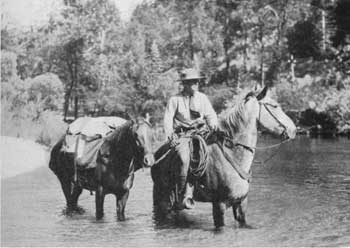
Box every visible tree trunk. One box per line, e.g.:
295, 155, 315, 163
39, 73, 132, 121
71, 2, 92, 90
259, 24, 265, 87
74, 95, 79, 119
322, 9, 327, 51
63, 79, 74, 121
188, 18, 194, 62
225, 12, 230, 86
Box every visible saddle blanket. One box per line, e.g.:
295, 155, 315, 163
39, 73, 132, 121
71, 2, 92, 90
62, 116, 127, 169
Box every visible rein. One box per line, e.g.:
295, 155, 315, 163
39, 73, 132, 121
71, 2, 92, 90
259, 102, 288, 133
129, 120, 151, 170
217, 141, 252, 182
154, 149, 172, 164
217, 100, 292, 181
222, 134, 290, 152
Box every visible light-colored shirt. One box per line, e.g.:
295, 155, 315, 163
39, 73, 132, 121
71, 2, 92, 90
164, 91, 218, 138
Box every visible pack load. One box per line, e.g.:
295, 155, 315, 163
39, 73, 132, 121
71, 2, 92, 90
62, 116, 127, 169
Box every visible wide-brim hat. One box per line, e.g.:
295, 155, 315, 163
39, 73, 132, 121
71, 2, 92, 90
177, 68, 206, 82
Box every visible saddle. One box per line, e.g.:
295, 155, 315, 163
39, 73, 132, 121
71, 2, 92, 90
62, 116, 127, 169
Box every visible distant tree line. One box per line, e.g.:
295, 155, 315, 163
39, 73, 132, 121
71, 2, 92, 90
1, 0, 350, 135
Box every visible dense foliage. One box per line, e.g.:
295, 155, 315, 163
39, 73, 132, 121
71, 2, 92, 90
1, 0, 350, 142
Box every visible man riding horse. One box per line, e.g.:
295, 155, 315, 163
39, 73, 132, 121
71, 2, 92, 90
163, 68, 218, 209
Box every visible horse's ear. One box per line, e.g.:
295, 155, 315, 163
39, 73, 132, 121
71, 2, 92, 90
256, 85, 268, 100
254, 83, 261, 92
144, 112, 151, 123
244, 91, 255, 102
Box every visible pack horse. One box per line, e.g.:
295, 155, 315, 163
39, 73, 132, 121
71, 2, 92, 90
49, 117, 155, 220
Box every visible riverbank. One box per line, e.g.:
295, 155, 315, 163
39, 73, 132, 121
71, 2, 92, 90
287, 108, 350, 138
1, 136, 49, 179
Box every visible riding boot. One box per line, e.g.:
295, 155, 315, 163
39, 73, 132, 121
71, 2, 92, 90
182, 183, 195, 209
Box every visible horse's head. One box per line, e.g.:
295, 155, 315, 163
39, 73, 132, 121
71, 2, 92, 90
131, 117, 155, 168
249, 86, 297, 140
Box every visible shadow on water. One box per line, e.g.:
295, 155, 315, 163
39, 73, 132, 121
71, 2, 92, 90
152, 207, 204, 230
60, 206, 86, 216
152, 205, 258, 233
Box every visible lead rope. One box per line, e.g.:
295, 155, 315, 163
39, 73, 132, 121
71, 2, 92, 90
252, 101, 290, 165
253, 144, 283, 165
154, 148, 172, 164
253, 138, 291, 165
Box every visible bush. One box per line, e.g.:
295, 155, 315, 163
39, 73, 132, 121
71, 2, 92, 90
1, 71, 66, 146
1, 105, 67, 147
275, 73, 350, 133
27, 73, 65, 112
203, 84, 237, 114
1, 50, 18, 82
36, 111, 67, 147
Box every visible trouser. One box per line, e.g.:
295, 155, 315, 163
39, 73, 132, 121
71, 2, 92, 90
172, 136, 196, 209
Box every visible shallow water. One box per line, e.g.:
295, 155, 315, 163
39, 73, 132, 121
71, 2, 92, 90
2, 136, 350, 247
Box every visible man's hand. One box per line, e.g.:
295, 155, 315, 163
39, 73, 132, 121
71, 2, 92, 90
168, 133, 179, 148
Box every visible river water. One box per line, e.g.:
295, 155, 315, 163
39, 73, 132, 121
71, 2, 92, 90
2, 136, 350, 247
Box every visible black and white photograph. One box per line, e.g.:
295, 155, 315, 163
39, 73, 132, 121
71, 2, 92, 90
1, 0, 350, 246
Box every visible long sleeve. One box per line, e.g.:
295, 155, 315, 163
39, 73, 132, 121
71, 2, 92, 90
202, 94, 218, 130
163, 97, 177, 139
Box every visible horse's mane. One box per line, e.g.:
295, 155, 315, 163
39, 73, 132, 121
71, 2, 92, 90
106, 120, 134, 147
219, 92, 254, 137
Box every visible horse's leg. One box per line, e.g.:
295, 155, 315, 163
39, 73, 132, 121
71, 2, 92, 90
233, 197, 253, 228
153, 183, 161, 206
212, 201, 226, 229
95, 185, 105, 220
116, 190, 129, 221
57, 176, 74, 210
70, 184, 84, 213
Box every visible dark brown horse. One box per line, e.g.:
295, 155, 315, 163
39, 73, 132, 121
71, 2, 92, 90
49, 118, 154, 220
151, 86, 297, 228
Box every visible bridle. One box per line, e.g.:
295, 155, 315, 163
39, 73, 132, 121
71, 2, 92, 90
258, 101, 288, 139
219, 99, 292, 181
130, 119, 154, 170
222, 100, 290, 153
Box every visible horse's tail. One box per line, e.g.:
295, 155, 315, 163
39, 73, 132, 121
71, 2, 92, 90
48, 136, 65, 174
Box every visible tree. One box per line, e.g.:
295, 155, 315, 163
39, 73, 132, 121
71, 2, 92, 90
286, 20, 322, 59
215, 0, 240, 85
37, 0, 125, 119
1, 50, 18, 82
27, 73, 65, 112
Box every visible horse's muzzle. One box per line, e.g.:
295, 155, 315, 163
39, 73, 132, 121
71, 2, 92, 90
143, 153, 155, 167
281, 127, 296, 140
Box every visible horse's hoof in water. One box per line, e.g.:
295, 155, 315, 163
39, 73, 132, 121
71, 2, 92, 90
214, 226, 225, 232
63, 206, 85, 216
72, 206, 85, 214
239, 223, 255, 229
96, 212, 104, 220
117, 214, 126, 221
62, 208, 73, 217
